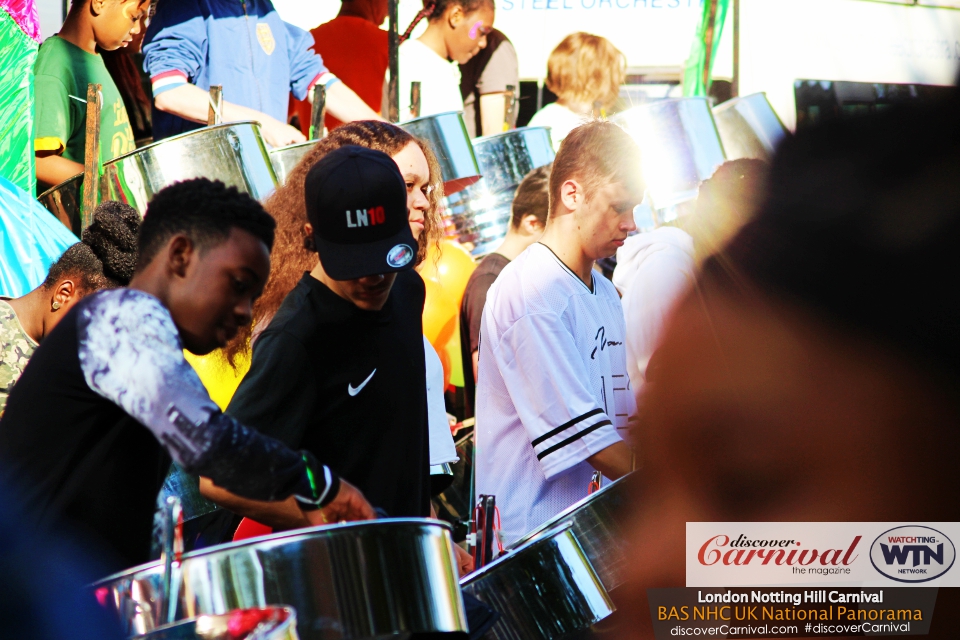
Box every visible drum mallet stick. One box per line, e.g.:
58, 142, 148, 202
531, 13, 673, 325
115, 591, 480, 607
81, 83, 102, 231
410, 81, 422, 119
503, 84, 516, 132
161, 496, 183, 625
207, 85, 223, 126
310, 83, 327, 140
387, 0, 399, 122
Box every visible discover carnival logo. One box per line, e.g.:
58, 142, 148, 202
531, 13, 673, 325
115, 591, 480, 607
869, 526, 956, 583
686, 523, 960, 587
697, 534, 861, 574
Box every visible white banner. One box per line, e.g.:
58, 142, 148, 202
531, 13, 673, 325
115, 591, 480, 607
739, 0, 960, 131
687, 523, 960, 588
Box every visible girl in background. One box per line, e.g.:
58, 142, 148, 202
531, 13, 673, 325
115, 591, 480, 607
529, 32, 626, 151
395, 0, 495, 119
0, 202, 140, 413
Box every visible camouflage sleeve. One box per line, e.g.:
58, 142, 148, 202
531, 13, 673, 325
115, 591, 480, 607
0, 304, 38, 417
75, 289, 337, 505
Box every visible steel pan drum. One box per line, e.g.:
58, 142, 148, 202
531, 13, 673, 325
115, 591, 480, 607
444, 127, 554, 257
38, 121, 278, 234
461, 524, 613, 640
399, 112, 481, 196
94, 519, 467, 640
612, 97, 726, 211
712, 92, 788, 162
269, 141, 318, 185
134, 607, 298, 640
508, 475, 632, 593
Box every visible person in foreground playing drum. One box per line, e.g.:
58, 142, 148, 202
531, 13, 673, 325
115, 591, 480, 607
0, 179, 374, 571
475, 121, 644, 545
616, 87, 960, 639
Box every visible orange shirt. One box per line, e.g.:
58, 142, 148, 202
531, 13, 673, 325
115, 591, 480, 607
295, 16, 388, 135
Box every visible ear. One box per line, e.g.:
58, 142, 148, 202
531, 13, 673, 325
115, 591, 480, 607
558, 179, 582, 214
520, 214, 545, 235
166, 234, 194, 278
89, 0, 106, 15
52, 279, 78, 310
448, 3, 464, 26
302, 223, 317, 252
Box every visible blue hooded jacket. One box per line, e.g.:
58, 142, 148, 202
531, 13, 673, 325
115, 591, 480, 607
143, 0, 329, 140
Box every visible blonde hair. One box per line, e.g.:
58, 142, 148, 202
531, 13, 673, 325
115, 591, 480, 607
545, 32, 625, 109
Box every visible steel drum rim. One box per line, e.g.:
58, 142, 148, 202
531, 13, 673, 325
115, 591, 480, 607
506, 474, 631, 551
460, 521, 576, 586
37, 120, 267, 200
398, 110, 465, 125
711, 91, 769, 114
613, 96, 711, 116
472, 125, 553, 146
93, 517, 453, 586
268, 140, 317, 155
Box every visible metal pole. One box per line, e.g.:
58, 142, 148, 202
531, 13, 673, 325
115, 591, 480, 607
310, 84, 327, 140
387, 0, 399, 122
81, 83, 102, 231
207, 85, 223, 126
732, 0, 740, 98
410, 81, 421, 119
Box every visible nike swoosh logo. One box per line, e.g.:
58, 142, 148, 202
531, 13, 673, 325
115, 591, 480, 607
348, 369, 377, 396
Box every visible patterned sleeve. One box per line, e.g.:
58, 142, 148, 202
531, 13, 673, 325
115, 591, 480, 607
76, 290, 336, 505
492, 311, 623, 480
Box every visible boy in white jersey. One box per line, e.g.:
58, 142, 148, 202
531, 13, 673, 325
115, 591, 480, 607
475, 121, 644, 544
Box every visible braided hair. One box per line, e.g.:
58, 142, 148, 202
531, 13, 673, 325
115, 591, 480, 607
43, 201, 141, 293
400, 0, 492, 43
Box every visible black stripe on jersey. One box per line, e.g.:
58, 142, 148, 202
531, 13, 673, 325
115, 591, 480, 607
536, 419, 613, 460
537, 242, 596, 294
531, 408, 603, 447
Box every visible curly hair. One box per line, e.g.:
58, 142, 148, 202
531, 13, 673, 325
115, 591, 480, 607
44, 200, 141, 292
137, 178, 276, 271
222, 120, 445, 366
545, 32, 626, 109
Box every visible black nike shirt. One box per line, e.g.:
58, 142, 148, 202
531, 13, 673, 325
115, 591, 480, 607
227, 271, 430, 517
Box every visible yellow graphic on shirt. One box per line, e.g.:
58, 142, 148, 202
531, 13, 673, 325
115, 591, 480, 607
256, 23, 275, 55
109, 98, 135, 159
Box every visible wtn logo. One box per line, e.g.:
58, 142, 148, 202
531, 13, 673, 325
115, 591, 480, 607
870, 526, 956, 583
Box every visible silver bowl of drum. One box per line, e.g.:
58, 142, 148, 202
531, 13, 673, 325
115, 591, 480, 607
612, 97, 726, 221
133, 606, 298, 640
37, 121, 279, 234
444, 126, 555, 257
93, 519, 467, 640
400, 111, 482, 196
712, 92, 788, 162
269, 141, 318, 185
461, 523, 614, 640
507, 475, 632, 594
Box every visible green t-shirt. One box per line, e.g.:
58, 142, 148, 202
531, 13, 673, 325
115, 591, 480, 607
33, 35, 136, 165
0, 300, 39, 417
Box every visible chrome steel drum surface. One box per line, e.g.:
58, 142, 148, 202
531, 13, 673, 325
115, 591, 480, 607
612, 97, 726, 210
461, 524, 614, 640
399, 111, 481, 196
37, 122, 278, 234
269, 141, 317, 185
507, 475, 632, 592
94, 519, 467, 640
444, 127, 554, 257
134, 607, 298, 640
712, 92, 788, 162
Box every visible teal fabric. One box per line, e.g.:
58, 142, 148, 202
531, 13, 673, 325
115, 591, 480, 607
0, 175, 78, 297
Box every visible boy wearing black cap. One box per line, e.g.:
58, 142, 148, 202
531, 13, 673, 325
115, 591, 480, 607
204, 146, 431, 524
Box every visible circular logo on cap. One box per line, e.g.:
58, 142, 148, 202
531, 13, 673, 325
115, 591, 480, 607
386, 244, 414, 268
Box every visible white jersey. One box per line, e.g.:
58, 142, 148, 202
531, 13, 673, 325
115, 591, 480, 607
475, 243, 635, 545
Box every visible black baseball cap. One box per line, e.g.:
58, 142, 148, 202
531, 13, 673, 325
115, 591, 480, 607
305, 146, 417, 280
